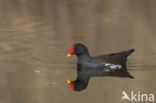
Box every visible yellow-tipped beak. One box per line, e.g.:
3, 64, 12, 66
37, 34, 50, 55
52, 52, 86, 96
67, 80, 71, 84
67, 54, 71, 57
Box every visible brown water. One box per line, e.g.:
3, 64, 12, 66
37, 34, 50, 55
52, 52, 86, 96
0, 0, 156, 103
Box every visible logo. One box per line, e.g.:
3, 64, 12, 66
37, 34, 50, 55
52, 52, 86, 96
121, 91, 154, 102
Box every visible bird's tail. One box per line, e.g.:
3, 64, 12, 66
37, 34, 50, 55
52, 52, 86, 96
120, 71, 134, 79
125, 49, 135, 56
120, 49, 135, 79
120, 49, 135, 68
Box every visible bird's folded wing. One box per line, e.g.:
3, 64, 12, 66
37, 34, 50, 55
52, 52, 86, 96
95, 52, 126, 64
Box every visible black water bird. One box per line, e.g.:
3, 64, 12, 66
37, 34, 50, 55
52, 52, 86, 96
67, 43, 134, 91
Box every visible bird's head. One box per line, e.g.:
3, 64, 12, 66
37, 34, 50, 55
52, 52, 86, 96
67, 43, 89, 57
67, 79, 88, 91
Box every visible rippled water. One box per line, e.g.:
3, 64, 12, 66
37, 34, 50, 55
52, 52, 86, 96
0, 0, 156, 103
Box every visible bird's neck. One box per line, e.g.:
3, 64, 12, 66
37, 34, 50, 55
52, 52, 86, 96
77, 53, 90, 63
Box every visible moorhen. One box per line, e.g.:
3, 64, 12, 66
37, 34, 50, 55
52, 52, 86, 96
67, 43, 134, 91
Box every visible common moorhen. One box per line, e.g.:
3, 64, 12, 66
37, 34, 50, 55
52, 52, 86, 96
67, 43, 134, 91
